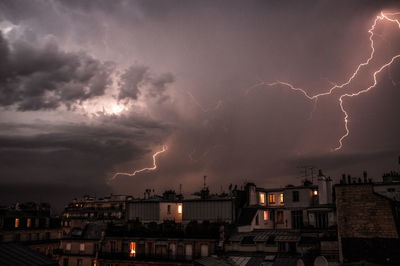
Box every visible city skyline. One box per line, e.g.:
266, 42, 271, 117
0, 0, 400, 209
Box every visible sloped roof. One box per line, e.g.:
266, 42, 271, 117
0, 243, 58, 266
237, 208, 258, 226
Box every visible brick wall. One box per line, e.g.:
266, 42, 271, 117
336, 184, 398, 238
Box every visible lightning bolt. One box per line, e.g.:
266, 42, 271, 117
186, 90, 223, 113
248, 11, 400, 151
110, 145, 167, 182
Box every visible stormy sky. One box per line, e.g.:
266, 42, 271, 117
0, 0, 400, 210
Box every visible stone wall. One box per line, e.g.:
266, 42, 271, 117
336, 184, 398, 238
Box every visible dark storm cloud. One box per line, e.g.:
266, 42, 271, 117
0, 31, 115, 110
0, 117, 170, 197
118, 64, 174, 101
0, 0, 399, 206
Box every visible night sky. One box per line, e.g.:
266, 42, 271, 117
0, 0, 399, 210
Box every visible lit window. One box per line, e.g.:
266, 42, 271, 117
280, 193, 284, 203
264, 211, 268, 221
130, 241, 136, 257
313, 190, 318, 196
27, 218, 31, 228
259, 193, 265, 204
15, 218, 19, 228
178, 204, 182, 214
66, 243, 71, 251
80, 243, 85, 252
269, 194, 275, 204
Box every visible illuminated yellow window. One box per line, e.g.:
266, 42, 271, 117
178, 204, 182, 214
27, 218, 31, 228
269, 194, 275, 204
259, 193, 265, 204
15, 218, 20, 228
130, 241, 136, 257
15, 218, 19, 228
263, 211, 268, 221
280, 193, 284, 203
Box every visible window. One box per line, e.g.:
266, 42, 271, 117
15, 233, 20, 241
129, 241, 136, 257
178, 204, 182, 214
111, 241, 116, 252
388, 188, 395, 192
63, 258, 69, 266
292, 191, 299, 202
45, 232, 50, 240
315, 212, 328, 229
269, 194, 275, 204
255, 214, 259, 225
15, 218, 19, 228
167, 205, 171, 214
66, 243, 71, 251
291, 210, 303, 229
80, 243, 85, 252
277, 211, 284, 224
280, 193, 284, 203
259, 193, 265, 204
263, 211, 268, 221
77, 259, 82, 266
27, 218, 31, 228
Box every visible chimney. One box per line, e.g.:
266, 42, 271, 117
358, 178, 362, 183
342, 174, 346, 184
347, 175, 351, 184
363, 171, 368, 183
318, 169, 323, 176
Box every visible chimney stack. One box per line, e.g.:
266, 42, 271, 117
363, 171, 368, 183
347, 175, 351, 184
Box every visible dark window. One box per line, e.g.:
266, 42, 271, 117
111, 241, 116, 253
241, 236, 255, 245
255, 214, 259, 225
15, 233, 20, 241
292, 191, 299, 202
77, 259, 82, 266
63, 258, 68, 266
266, 236, 275, 245
291, 210, 303, 229
277, 211, 284, 224
45, 232, 50, 240
315, 212, 328, 229
278, 242, 286, 252
167, 205, 171, 214
388, 188, 395, 192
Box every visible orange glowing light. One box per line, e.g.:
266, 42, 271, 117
263, 211, 268, 221
130, 241, 136, 257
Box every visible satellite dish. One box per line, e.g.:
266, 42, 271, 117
314, 256, 328, 266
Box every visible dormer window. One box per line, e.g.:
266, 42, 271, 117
269, 194, 275, 204
259, 193, 265, 204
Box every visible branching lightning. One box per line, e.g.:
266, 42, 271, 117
110, 145, 167, 182
248, 12, 400, 151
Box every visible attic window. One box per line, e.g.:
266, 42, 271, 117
130, 241, 136, 257
178, 204, 182, 214
259, 193, 265, 204
269, 194, 275, 204
280, 193, 284, 203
